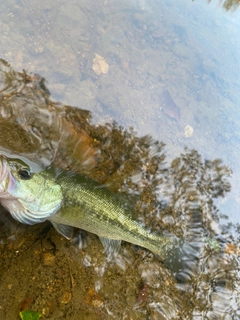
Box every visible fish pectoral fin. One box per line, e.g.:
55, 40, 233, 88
51, 222, 74, 240
99, 237, 121, 259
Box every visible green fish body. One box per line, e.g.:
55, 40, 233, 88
52, 172, 174, 259
0, 155, 176, 260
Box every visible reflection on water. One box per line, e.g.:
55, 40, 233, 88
0, 59, 96, 174
212, 0, 240, 11
0, 61, 239, 319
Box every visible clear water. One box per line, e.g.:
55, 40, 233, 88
0, 0, 240, 318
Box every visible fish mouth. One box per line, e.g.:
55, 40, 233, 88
0, 155, 18, 198
0, 155, 11, 195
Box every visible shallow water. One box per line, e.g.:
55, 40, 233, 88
0, 0, 240, 319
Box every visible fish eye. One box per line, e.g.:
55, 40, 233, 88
18, 168, 31, 180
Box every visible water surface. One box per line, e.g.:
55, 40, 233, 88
0, 0, 240, 319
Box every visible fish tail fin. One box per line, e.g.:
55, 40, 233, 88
163, 240, 199, 273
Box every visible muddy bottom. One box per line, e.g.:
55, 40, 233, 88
0, 206, 196, 320
0, 209, 115, 320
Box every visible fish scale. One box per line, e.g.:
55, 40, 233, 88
51, 172, 173, 259
0, 154, 179, 261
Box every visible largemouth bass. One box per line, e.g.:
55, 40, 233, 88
0, 155, 177, 260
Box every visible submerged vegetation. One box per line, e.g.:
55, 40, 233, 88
20, 309, 42, 320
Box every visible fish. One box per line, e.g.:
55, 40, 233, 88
0, 154, 178, 260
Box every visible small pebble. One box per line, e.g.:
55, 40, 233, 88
42, 252, 55, 266
184, 125, 194, 138
61, 292, 72, 304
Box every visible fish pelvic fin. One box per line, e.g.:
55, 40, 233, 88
51, 222, 74, 240
99, 236, 122, 259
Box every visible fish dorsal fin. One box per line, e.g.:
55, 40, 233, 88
99, 236, 121, 259
51, 222, 74, 240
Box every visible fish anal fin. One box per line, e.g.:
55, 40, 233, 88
99, 237, 121, 259
52, 222, 74, 240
